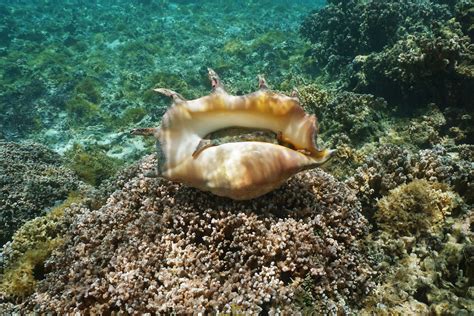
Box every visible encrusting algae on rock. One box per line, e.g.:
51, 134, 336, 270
131, 69, 334, 200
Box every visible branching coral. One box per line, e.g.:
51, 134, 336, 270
18, 154, 375, 314
0, 141, 79, 245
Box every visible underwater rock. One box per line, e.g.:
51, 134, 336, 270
0, 141, 79, 246
18, 154, 375, 314
132, 69, 333, 200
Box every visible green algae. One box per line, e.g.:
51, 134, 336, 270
65, 95, 102, 125
0, 192, 83, 299
65, 143, 124, 186
1, 239, 63, 298
74, 77, 102, 104
376, 180, 460, 237
119, 107, 147, 125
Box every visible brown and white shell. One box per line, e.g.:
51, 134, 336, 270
132, 69, 333, 200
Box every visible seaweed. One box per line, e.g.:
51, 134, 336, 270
64, 143, 124, 186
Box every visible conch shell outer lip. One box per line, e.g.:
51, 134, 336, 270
132, 69, 333, 200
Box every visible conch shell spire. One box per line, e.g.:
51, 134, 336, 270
132, 70, 334, 200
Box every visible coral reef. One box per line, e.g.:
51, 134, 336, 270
298, 86, 392, 179
352, 20, 474, 108
301, 0, 473, 108
300, 0, 451, 75
0, 141, 79, 246
347, 144, 473, 215
0, 0, 472, 314
298, 86, 393, 143
317, 92, 389, 147
375, 180, 460, 236
16, 155, 375, 314
406, 105, 447, 148
361, 216, 474, 314
0, 193, 84, 299
360, 179, 472, 314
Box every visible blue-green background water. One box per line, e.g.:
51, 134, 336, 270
0, 0, 472, 314
1, 0, 324, 156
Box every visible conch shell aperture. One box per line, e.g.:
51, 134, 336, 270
131, 69, 334, 200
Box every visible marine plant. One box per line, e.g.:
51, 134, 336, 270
119, 106, 147, 126
65, 96, 102, 126
0, 193, 82, 299
64, 143, 124, 186
73, 77, 102, 104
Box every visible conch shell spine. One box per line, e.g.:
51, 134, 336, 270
132, 69, 333, 200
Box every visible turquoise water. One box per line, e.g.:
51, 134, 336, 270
0, 0, 473, 314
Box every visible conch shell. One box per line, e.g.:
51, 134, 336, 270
132, 69, 333, 200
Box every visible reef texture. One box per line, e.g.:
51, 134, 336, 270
362, 211, 473, 314
300, 0, 451, 73
352, 19, 474, 109
301, 0, 474, 109
0, 141, 79, 245
375, 179, 461, 237
17, 155, 374, 314
347, 144, 474, 215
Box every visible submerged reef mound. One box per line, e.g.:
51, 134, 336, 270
300, 0, 474, 108
0, 141, 79, 245
20, 155, 375, 314
375, 179, 461, 237
300, 0, 452, 74
347, 144, 474, 215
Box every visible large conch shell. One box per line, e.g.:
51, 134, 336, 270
131, 69, 333, 200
